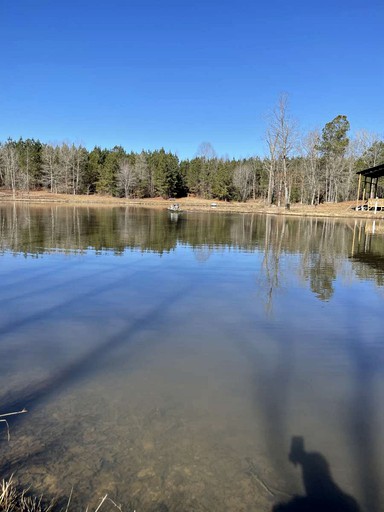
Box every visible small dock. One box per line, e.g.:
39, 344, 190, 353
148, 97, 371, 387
367, 198, 384, 211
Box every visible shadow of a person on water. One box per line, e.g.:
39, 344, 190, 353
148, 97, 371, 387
273, 436, 361, 512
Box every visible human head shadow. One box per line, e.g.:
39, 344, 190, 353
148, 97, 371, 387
273, 436, 361, 512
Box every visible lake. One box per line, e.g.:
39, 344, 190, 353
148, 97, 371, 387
0, 203, 383, 512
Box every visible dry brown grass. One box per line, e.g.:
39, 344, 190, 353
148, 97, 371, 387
0, 478, 124, 512
0, 477, 54, 512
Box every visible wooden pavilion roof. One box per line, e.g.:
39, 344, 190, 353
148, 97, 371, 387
356, 163, 384, 179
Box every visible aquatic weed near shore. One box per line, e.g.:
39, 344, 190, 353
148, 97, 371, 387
0, 477, 124, 512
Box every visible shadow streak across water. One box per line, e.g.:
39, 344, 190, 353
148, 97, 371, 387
0, 255, 148, 341
344, 312, 384, 512
0, 277, 195, 431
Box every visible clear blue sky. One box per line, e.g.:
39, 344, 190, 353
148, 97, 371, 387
1, 0, 383, 159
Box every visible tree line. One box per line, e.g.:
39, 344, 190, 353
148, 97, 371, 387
1, 99, 383, 204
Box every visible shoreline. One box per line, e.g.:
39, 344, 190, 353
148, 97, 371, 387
1, 190, 384, 220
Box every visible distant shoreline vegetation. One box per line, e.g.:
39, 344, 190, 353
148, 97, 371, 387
1, 112, 383, 206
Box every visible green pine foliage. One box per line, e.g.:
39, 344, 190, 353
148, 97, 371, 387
96, 146, 125, 196
318, 115, 350, 158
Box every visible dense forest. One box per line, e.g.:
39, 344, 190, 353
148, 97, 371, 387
1, 100, 383, 205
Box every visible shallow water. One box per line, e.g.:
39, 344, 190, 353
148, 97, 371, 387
0, 204, 383, 512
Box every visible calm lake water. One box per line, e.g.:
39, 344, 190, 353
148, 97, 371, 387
0, 203, 383, 512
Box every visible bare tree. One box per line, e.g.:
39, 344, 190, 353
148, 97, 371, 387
265, 128, 278, 205
118, 158, 138, 198
42, 144, 60, 193
233, 162, 254, 201
57, 143, 72, 193
18, 142, 31, 192
0, 143, 4, 187
341, 137, 361, 201
355, 129, 383, 168
0, 141, 19, 198
300, 130, 322, 205
265, 94, 297, 206
71, 145, 87, 194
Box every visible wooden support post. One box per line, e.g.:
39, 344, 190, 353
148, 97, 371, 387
356, 173, 362, 210
374, 177, 378, 198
